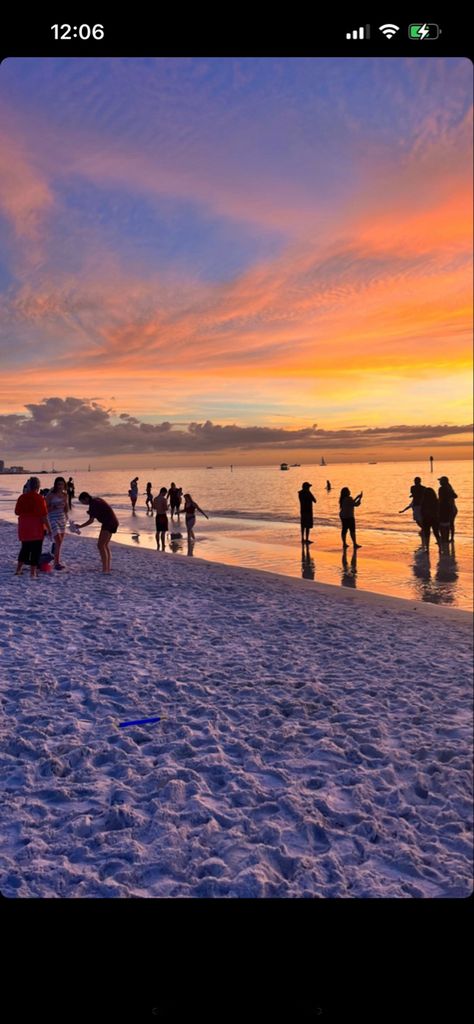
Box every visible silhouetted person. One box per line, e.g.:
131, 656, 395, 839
429, 455, 434, 473
399, 476, 425, 528
420, 487, 440, 549
298, 481, 316, 544
66, 477, 75, 510
438, 475, 458, 543
167, 482, 181, 518
145, 482, 154, 512
339, 487, 362, 549
326, 480, 331, 492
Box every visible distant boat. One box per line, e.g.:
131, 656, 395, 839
369, 461, 378, 464
206, 466, 213, 469
280, 463, 289, 471
291, 463, 301, 467
320, 457, 326, 466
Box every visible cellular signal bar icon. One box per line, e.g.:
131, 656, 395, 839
346, 25, 370, 40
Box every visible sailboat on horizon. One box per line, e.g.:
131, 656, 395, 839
320, 456, 326, 467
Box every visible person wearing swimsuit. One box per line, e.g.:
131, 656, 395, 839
183, 492, 209, 542
46, 477, 69, 569
129, 477, 139, 513
145, 482, 154, 513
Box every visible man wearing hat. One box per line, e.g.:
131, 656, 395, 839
298, 481, 317, 545
438, 476, 458, 543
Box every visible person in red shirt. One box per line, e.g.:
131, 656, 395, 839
14, 477, 52, 577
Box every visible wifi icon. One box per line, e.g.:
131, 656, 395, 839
379, 23, 400, 38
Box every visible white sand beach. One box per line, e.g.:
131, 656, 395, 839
0, 519, 472, 898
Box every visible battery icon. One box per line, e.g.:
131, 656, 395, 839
409, 23, 440, 39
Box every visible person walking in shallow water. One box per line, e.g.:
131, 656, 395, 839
145, 482, 154, 513
339, 487, 362, 549
76, 492, 119, 573
183, 492, 209, 541
128, 477, 139, 513
298, 482, 316, 545
66, 477, 75, 510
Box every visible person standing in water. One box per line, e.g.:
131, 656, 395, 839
46, 477, 69, 570
153, 487, 169, 551
76, 492, 119, 573
167, 482, 179, 518
128, 477, 139, 513
399, 476, 425, 529
66, 477, 75, 510
298, 482, 316, 545
145, 482, 154, 513
326, 480, 331, 492
14, 477, 52, 577
339, 487, 362, 549
438, 476, 458, 544
420, 487, 441, 550
183, 492, 209, 541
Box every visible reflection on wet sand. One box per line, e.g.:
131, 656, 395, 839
411, 544, 459, 604
341, 550, 357, 588
301, 547, 315, 580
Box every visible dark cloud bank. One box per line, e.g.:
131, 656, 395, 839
0, 397, 471, 457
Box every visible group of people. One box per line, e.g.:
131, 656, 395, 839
14, 473, 209, 576
14, 470, 459, 579
127, 476, 209, 549
15, 476, 119, 576
399, 475, 458, 547
298, 482, 363, 549
299, 475, 459, 552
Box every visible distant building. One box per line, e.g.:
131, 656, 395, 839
0, 460, 4, 472
10, 466, 24, 473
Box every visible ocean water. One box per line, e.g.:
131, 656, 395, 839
1, 459, 472, 609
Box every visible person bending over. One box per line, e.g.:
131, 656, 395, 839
76, 492, 119, 573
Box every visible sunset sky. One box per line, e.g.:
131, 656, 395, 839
0, 57, 472, 465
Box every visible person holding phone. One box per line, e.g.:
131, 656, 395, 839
339, 487, 363, 549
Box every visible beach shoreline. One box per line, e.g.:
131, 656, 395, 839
2, 517, 471, 624
0, 518, 472, 898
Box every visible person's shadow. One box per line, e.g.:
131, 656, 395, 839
341, 550, 357, 588
301, 546, 315, 580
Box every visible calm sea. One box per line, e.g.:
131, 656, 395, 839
1, 460, 472, 610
